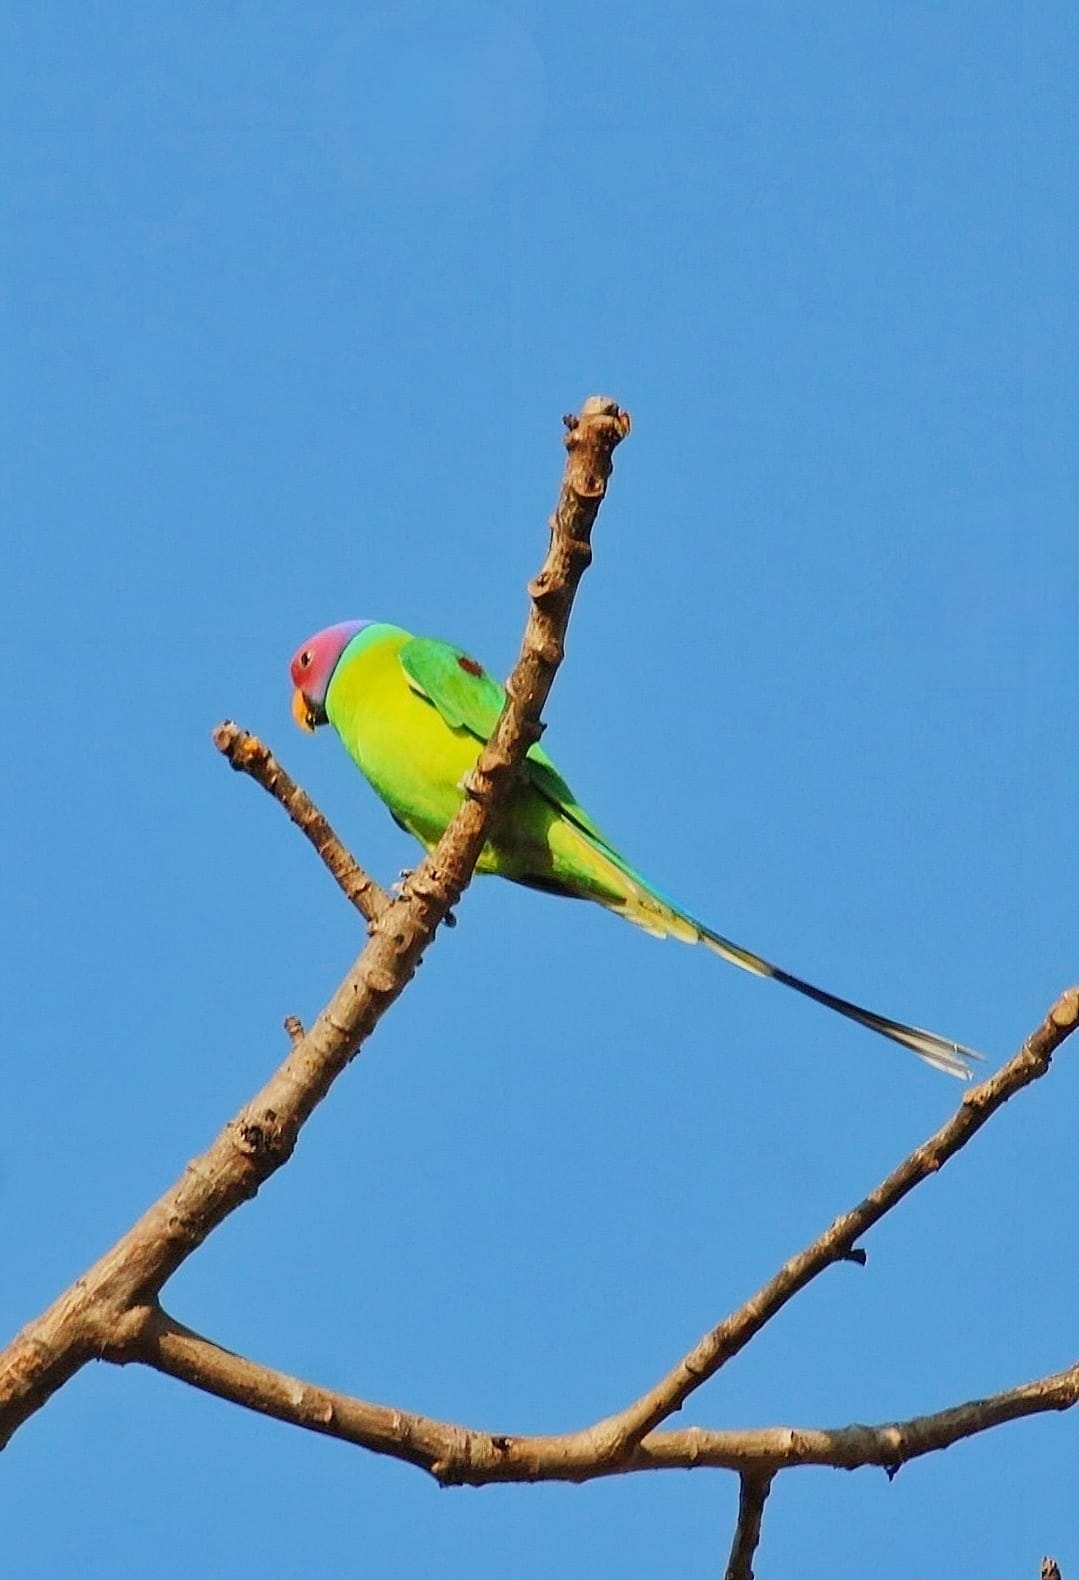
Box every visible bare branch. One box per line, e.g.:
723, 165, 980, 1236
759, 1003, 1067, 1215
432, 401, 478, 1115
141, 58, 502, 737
724, 1472, 773, 1580
213, 722, 390, 922
394, 397, 631, 921
120, 976, 1079, 1491
3, 390, 1073, 1565
127, 1302, 1079, 1486
123, 987, 1079, 1485
592, 987, 1079, 1456
633, 1358, 1079, 1476
0, 397, 630, 1451
135, 1309, 454, 1475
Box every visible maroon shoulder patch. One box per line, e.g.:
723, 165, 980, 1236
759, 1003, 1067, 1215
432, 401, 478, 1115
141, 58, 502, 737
457, 655, 484, 677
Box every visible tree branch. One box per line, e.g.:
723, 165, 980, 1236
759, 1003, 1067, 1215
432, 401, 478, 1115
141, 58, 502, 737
723, 1472, 773, 1580
213, 723, 390, 922
125, 1296, 1079, 1486
99, 998, 1074, 1491
3, 392, 1072, 1569
590, 986, 1079, 1457
99, 994, 1076, 1493
0, 396, 630, 1451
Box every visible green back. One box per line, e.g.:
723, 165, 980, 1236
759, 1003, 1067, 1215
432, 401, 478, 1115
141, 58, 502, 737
399, 636, 629, 864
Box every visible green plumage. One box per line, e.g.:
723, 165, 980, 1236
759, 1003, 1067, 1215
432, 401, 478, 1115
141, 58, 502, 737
326, 623, 650, 910
321, 621, 979, 1078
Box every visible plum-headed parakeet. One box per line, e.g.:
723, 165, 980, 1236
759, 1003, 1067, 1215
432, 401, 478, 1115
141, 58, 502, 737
290, 620, 979, 1079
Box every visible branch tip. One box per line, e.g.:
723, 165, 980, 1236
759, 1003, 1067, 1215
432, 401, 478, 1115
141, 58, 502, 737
211, 726, 389, 924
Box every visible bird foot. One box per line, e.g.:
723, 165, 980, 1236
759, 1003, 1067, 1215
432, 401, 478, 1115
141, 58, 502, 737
456, 772, 486, 802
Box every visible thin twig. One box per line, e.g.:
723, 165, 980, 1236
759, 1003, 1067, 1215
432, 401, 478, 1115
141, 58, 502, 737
213, 723, 390, 923
724, 1472, 773, 1580
591, 986, 1079, 1457
0, 396, 630, 1451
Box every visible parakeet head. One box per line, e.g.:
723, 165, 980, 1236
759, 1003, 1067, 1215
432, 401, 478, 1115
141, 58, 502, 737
290, 620, 371, 730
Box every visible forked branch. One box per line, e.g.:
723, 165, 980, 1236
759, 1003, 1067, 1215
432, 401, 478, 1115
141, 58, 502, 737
119, 1295, 1079, 1482
592, 987, 1079, 1455
100, 992, 1077, 1496
0, 396, 630, 1450
0, 398, 1071, 1579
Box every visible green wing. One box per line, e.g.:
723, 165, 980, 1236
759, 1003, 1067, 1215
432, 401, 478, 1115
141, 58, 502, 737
399, 636, 507, 732
398, 636, 620, 855
398, 640, 982, 1080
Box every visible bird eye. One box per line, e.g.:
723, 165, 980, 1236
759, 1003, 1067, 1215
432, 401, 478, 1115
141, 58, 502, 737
299, 650, 312, 669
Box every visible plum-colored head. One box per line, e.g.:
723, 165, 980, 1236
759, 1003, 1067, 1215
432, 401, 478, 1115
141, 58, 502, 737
289, 620, 371, 730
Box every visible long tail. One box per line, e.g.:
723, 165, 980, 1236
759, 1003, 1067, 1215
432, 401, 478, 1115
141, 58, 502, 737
559, 835, 982, 1080
692, 920, 981, 1079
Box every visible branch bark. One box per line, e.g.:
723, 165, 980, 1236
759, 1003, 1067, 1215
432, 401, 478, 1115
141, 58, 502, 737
124, 1306, 1079, 1483
724, 1472, 773, 1580
592, 986, 1079, 1457
0, 396, 630, 1450
213, 723, 390, 922
99, 991, 1078, 1493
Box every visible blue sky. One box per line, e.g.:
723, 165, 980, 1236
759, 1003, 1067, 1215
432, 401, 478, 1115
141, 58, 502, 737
3, 3, 1076, 1574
